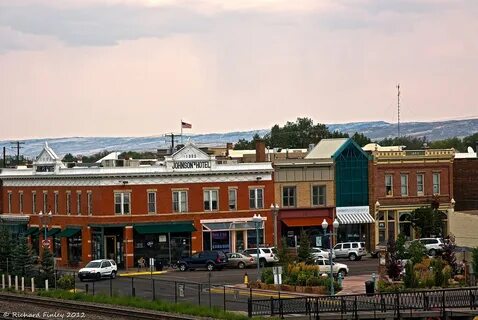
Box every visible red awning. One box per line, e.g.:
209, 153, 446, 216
282, 217, 332, 227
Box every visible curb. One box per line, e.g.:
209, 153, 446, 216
118, 271, 168, 277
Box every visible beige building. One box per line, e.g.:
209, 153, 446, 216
449, 211, 478, 248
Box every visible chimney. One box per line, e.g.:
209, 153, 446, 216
226, 143, 233, 156
255, 139, 266, 162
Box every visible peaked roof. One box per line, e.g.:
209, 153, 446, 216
305, 138, 348, 159
36, 142, 60, 163
170, 142, 211, 160
96, 152, 121, 163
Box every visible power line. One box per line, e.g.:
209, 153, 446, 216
10, 141, 25, 166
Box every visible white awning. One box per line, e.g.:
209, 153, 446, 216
336, 206, 375, 224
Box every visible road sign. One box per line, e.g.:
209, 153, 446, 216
42, 240, 51, 248
178, 283, 185, 297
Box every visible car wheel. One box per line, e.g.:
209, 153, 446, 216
110, 271, 117, 279
259, 258, 267, 268
179, 264, 187, 272
349, 253, 357, 261
206, 263, 215, 271
429, 249, 437, 256
238, 262, 246, 269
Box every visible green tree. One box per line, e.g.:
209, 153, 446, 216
411, 204, 446, 239
12, 237, 36, 278
62, 153, 75, 162
463, 132, 478, 150
386, 238, 403, 281
81, 150, 111, 163
38, 248, 55, 287
395, 234, 408, 260
403, 261, 418, 288
277, 237, 292, 267
0, 226, 15, 273
441, 237, 457, 274
379, 136, 429, 150
351, 132, 372, 147
297, 230, 313, 264
429, 137, 465, 152
408, 241, 426, 265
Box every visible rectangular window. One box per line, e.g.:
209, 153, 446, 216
32, 192, 37, 214
66, 192, 71, 215
8, 192, 12, 213
115, 192, 131, 215
203, 190, 218, 211
385, 175, 393, 196
249, 188, 264, 209
87, 192, 92, 215
433, 173, 440, 194
173, 191, 188, 213
400, 174, 408, 196
417, 174, 424, 196
228, 189, 237, 210
282, 186, 296, 207
19, 193, 23, 214
312, 185, 326, 206
43, 192, 48, 213
77, 192, 82, 215
54, 192, 59, 214
147, 192, 156, 214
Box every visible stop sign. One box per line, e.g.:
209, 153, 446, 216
42, 240, 51, 248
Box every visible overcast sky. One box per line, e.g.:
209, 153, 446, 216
1, 0, 477, 140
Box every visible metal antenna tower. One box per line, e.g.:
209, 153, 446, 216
397, 84, 401, 138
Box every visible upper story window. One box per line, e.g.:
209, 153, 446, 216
66, 192, 71, 215
77, 192, 82, 215
400, 174, 408, 196
433, 173, 440, 194
8, 192, 12, 213
282, 186, 296, 207
312, 185, 326, 206
204, 189, 218, 211
173, 190, 188, 213
228, 189, 237, 211
32, 192, 37, 214
249, 188, 264, 209
54, 192, 59, 214
87, 192, 93, 215
385, 175, 393, 196
115, 192, 130, 215
43, 192, 48, 213
147, 192, 156, 214
417, 174, 424, 196
19, 193, 23, 214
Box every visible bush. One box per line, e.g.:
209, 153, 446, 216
431, 258, 445, 287
408, 241, 426, 265
306, 277, 321, 287
403, 262, 418, 289
57, 274, 75, 290
377, 280, 403, 293
472, 247, 478, 275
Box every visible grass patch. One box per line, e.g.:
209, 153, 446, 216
37, 290, 271, 320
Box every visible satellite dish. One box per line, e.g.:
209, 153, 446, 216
468, 146, 474, 153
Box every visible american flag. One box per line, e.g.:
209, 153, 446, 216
181, 121, 192, 129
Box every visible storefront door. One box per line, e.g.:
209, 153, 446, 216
105, 236, 117, 261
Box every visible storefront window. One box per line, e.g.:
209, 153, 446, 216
53, 236, 61, 258
399, 212, 412, 240
378, 212, 386, 243
247, 229, 264, 248
211, 231, 230, 252
387, 210, 395, 240
68, 234, 82, 266
134, 232, 191, 265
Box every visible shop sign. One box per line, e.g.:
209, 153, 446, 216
158, 235, 167, 243
379, 222, 385, 229
173, 161, 211, 169
146, 241, 154, 247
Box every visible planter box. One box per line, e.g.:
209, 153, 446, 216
280, 284, 296, 292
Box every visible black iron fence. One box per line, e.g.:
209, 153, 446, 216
248, 287, 478, 318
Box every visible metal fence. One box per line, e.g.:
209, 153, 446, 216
248, 287, 478, 318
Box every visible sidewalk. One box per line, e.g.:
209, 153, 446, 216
337, 274, 370, 295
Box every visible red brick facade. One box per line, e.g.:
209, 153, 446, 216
453, 158, 478, 211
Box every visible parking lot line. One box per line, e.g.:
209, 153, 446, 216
210, 287, 296, 298
119, 271, 168, 277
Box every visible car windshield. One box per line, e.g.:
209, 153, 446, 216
262, 249, 271, 253
85, 261, 101, 268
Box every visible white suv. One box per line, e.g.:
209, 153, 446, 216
78, 259, 117, 281
333, 242, 366, 261
417, 238, 444, 256
243, 247, 279, 267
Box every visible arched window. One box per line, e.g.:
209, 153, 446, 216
399, 212, 412, 240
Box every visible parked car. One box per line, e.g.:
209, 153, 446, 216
310, 247, 336, 260
78, 259, 117, 281
177, 250, 227, 271
314, 258, 349, 277
333, 242, 366, 261
226, 252, 257, 269
416, 238, 445, 256
371, 241, 387, 258
242, 247, 279, 267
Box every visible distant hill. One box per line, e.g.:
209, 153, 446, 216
1, 119, 477, 158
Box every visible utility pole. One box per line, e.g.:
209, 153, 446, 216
164, 133, 181, 154
10, 141, 25, 166
397, 84, 401, 138
2, 146, 6, 168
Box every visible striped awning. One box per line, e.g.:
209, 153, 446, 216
336, 206, 375, 224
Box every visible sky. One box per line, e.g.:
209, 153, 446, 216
1, 0, 477, 140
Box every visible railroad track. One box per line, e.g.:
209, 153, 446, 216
0, 292, 197, 320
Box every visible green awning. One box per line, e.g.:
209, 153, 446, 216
47, 228, 61, 237
24, 227, 39, 236
57, 227, 81, 238
134, 223, 196, 235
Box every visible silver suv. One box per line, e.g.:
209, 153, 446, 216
416, 238, 444, 256
243, 247, 278, 267
333, 242, 366, 261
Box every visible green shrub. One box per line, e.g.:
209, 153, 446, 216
431, 258, 445, 287
377, 280, 403, 293
306, 277, 320, 287
57, 274, 75, 290
408, 241, 426, 265
403, 262, 418, 289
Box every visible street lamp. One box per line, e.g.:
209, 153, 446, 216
321, 218, 339, 295
39, 210, 52, 248
270, 203, 279, 248
252, 213, 264, 281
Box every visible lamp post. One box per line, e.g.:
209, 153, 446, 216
321, 218, 339, 295
252, 213, 263, 281
39, 210, 52, 249
270, 203, 279, 248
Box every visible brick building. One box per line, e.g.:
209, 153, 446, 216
0, 143, 274, 268
368, 146, 455, 250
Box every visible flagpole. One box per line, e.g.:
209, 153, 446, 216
180, 119, 183, 145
